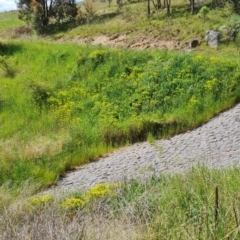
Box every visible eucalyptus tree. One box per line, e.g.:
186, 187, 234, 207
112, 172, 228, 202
17, 0, 77, 33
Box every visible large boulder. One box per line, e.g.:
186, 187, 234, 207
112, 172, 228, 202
205, 30, 221, 47
218, 26, 238, 41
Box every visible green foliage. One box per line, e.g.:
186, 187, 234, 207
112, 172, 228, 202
17, 0, 77, 34
82, 0, 96, 22
52, 0, 78, 25
228, 13, 240, 27
88, 49, 107, 68
28, 82, 52, 113
0, 1, 238, 43
84, 183, 122, 200
0, 56, 16, 77
61, 183, 122, 211
197, 6, 210, 22
230, 0, 240, 13
61, 197, 84, 210
16, 167, 240, 239
0, 11, 25, 32
1, 41, 240, 189
2, 2, 240, 237
30, 194, 53, 205
109, 167, 240, 239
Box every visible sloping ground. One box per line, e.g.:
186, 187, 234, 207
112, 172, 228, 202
45, 102, 240, 193
58, 33, 182, 50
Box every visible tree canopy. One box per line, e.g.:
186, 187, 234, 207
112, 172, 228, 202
17, 0, 77, 33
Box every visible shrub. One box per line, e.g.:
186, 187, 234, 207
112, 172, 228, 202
61, 197, 85, 210
0, 56, 16, 77
13, 26, 33, 38
28, 82, 52, 113
89, 50, 107, 68
197, 6, 210, 22
30, 194, 53, 206
84, 183, 122, 201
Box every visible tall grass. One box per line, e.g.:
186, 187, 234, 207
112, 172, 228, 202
1, 40, 240, 188
0, 11, 24, 31
1, 167, 240, 239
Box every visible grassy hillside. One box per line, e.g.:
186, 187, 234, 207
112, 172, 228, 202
1, 0, 240, 45
1, 1, 240, 238
0, 11, 24, 31
0, 11, 25, 38
1, 40, 240, 189
62, 1, 240, 42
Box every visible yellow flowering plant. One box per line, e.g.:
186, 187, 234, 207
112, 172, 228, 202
61, 183, 123, 211
61, 197, 85, 210
30, 194, 53, 206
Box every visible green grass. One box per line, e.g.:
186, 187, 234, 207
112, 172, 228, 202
111, 167, 240, 239
0, 11, 24, 31
0, 40, 240, 189
2, 167, 240, 239
0, 11, 26, 39
1, 2, 240, 238
49, 1, 240, 44
1, 1, 240, 44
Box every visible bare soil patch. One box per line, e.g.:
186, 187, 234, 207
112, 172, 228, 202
58, 33, 183, 50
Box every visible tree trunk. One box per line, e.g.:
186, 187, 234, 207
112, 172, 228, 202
166, 0, 170, 16
151, 0, 157, 10
147, 0, 151, 16
190, 0, 195, 14
39, 0, 49, 26
152, 0, 161, 10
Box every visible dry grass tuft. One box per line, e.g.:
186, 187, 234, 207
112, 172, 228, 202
0, 197, 146, 240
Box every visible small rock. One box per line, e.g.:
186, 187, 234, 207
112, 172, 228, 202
219, 26, 238, 41
109, 34, 119, 41
205, 30, 221, 47
230, 29, 238, 41
219, 25, 230, 32
235, 23, 240, 30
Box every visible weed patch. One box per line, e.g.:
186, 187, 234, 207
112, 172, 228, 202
0, 41, 240, 189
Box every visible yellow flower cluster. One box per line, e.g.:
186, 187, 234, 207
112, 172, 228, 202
188, 96, 199, 109
89, 50, 106, 59
195, 55, 203, 61
53, 101, 75, 123
210, 57, 220, 64
61, 197, 84, 210
30, 194, 53, 205
84, 183, 121, 200
204, 78, 219, 91
61, 183, 123, 210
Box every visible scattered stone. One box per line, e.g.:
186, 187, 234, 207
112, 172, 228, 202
219, 25, 230, 32
218, 26, 238, 41
109, 34, 120, 41
235, 23, 240, 30
205, 30, 221, 47
230, 29, 238, 41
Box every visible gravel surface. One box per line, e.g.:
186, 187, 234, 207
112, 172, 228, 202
45, 103, 240, 194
